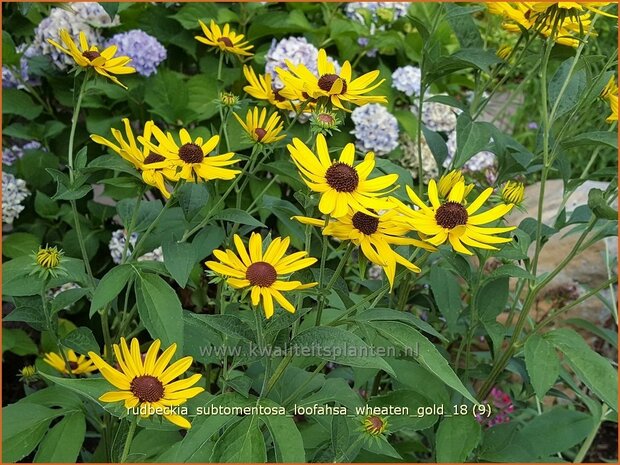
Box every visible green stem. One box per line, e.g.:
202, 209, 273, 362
217, 52, 224, 82
314, 216, 333, 326
573, 406, 610, 463
120, 416, 138, 463
131, 190, 177, 258
120, 186, 147, 265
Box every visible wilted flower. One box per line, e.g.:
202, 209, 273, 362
2, 140, 44, 166
105, 29, 166, 77
391, 65, 422, 97
351, 104, 399, 156
2, 172, 30, 225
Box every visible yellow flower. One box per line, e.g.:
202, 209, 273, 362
47, 30, 135, 88
277, 49, 386, 110
287, 134, 398, 218
437, 170, 474, 199
525, 2, 617, 17
44, 349, 97, 375
601, 75, 618, 123
242, 65, 299, 111
195, 20, 253, 57
363, 415, 388, 436
502, 181, 525, 205
88, 338, 204, 429
400, 180, 515, 255
139, 127, 240, 183
91, 119, 174, 199
18, 365, 37, 382
233, 107, 286, 145
205, 233, 317, 319
36, 245, 63, 269
294, 208, 434, 290
497, 45, 513, 60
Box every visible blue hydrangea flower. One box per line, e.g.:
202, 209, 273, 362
2, 141, 44, 166
392, 65, 422, 97
3, 45, 40, 89
344, 2, 410, 25
265, 36, 339, 89
351, 104, 400, 156
106, 30, 167, 77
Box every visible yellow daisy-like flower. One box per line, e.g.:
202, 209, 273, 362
19, 365, 37, 383
44, 349, 97, 375
288, 134, 398, 218
205, 233, 317, 319
195, 20, 253, 57
91, 119, 175, 199
47, 30, 135, 88
233, 107, 286, 145
294, 208, 434, 290
525, 2, 617, 17
437, 170, 475, 199
497, 45, 513, 60
400, 180, 515, 255
242, 65, 300, 111
277, 49, 386, 110
88, 338, 204, 429
601, 75, 618, 123
36, 245, 63, 270
502, 181, 525, 206
139, 127, 240, 183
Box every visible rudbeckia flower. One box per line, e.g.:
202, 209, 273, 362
437, 170, 474, 199
287, 134, 398, 218
294, 208, 434, 289
242, 65, 298, 111
233, 107, 286, 145
400, 180, 515, 255
47, 30, 135, 88
205, 233, 317, 319
277, 49, 386, 110
91, 119, 174, 199
139, 127, 240, 183
195, 20, 253, 57
44, 349, 97, 375
601, 75, 618, 123
88, 338, 204, 429
501, 181, 525, 206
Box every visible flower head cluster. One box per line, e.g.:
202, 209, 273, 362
2, 140, 44, 166
89, 338, 204, 429
266, 36, 339, 89
417, 97, 460, 133
2, 172, 30, 225
108, 229, 164, 264
344, 2, 410, 26
391, 65, 422, 97
487, 2, 615, 48
476, 387, 515, 428
2, 44, 39, 89
105, 30, 166, 77
29, 3, 118, 69
350, 104, 399, 155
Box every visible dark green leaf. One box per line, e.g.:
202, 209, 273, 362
430, 266, 461, 332
436, 414, 481, 462
524, 334, 560, 399
90, 265, 133, 317
2, 233, 39, 259
212, 208, 267, 228
61, 327, 100, 354
34, 412, 86, 463
3, 88, 42, 119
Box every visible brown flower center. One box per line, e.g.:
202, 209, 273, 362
68, 361, 79, 371
318, 74, 347, 94
272, 88, 286, 102
254, 128, 267, 142
367, 416, 384, 432
130, 375, 164, 403
143, 152, 166, 164
352, 212, 379, 235
218, 36, 234, 47
317, 113, 335, 124
435, 201, 468, 229
325, 162, 359, 193
82, 50, 101, 62
246, 261, 277, 287
178, 143, 204, 164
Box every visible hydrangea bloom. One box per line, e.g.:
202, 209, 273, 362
2, 44, 40, 89
3, 141, 44, 166
399, 133, 438, 182
351, 104, 399, 155
108, 229, 165, 264
265, 36, 339, 89
105, 30, 167, 77
417, 98, 460, 133
391, 65, 422, 97
2, 172, 30, 225
344, 2, 410, 26
29, 3, 119, 69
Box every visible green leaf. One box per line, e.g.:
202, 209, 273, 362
117, 199, 163, 234
4, 304, 47, 331
290, 327, 395, 375
430, 266, 461, 332
2, 232, 39, 258
422, 125, 449, 167
177, 182, 210, 221
187, 74, 219, 121
144, 69, 194, 125
51, 287, 89, 314
366, 321, 477, 403
3, 328, 38, 356
211, 416, 266, 462
548, 58, 587, 120
444, 4, 484, 48
587, 188, 617, 221
99, 2, 119, 20
475, 277, 509, 320
2, 403, 63, 462
2, 88, 42, 119
162, 240, 197, 288
259, 400, 306, 462
562, 131, 618, 150
247, 10, 313, 39
524, 334, 560, 399
489, 264, 534, 280
369, 390, 438, 432
172, 3, 237, 29
34, 412, 86, 463
19, 151, 59, 190
436, 414, 481, 462
454, 114, 492, 168
354, 308, 447, 342
547, 329, 618, 411
2, 31, 18, 66
61, 327, 100, 354
90, 265, 133, 317
34, 191, 60, 219
135, 272, 184, 354
212, 208, 267, 228
186, 312, 254, 343
519, 407, 593, 457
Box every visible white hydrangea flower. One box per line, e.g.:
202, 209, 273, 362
351, 104, 399, 156
391, 65, 422, 97
109, 229, 165, 264
2, 172, 30, 225
137, 246, 164, 263
265, 36, 339, 89
413, 97, 460, 133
